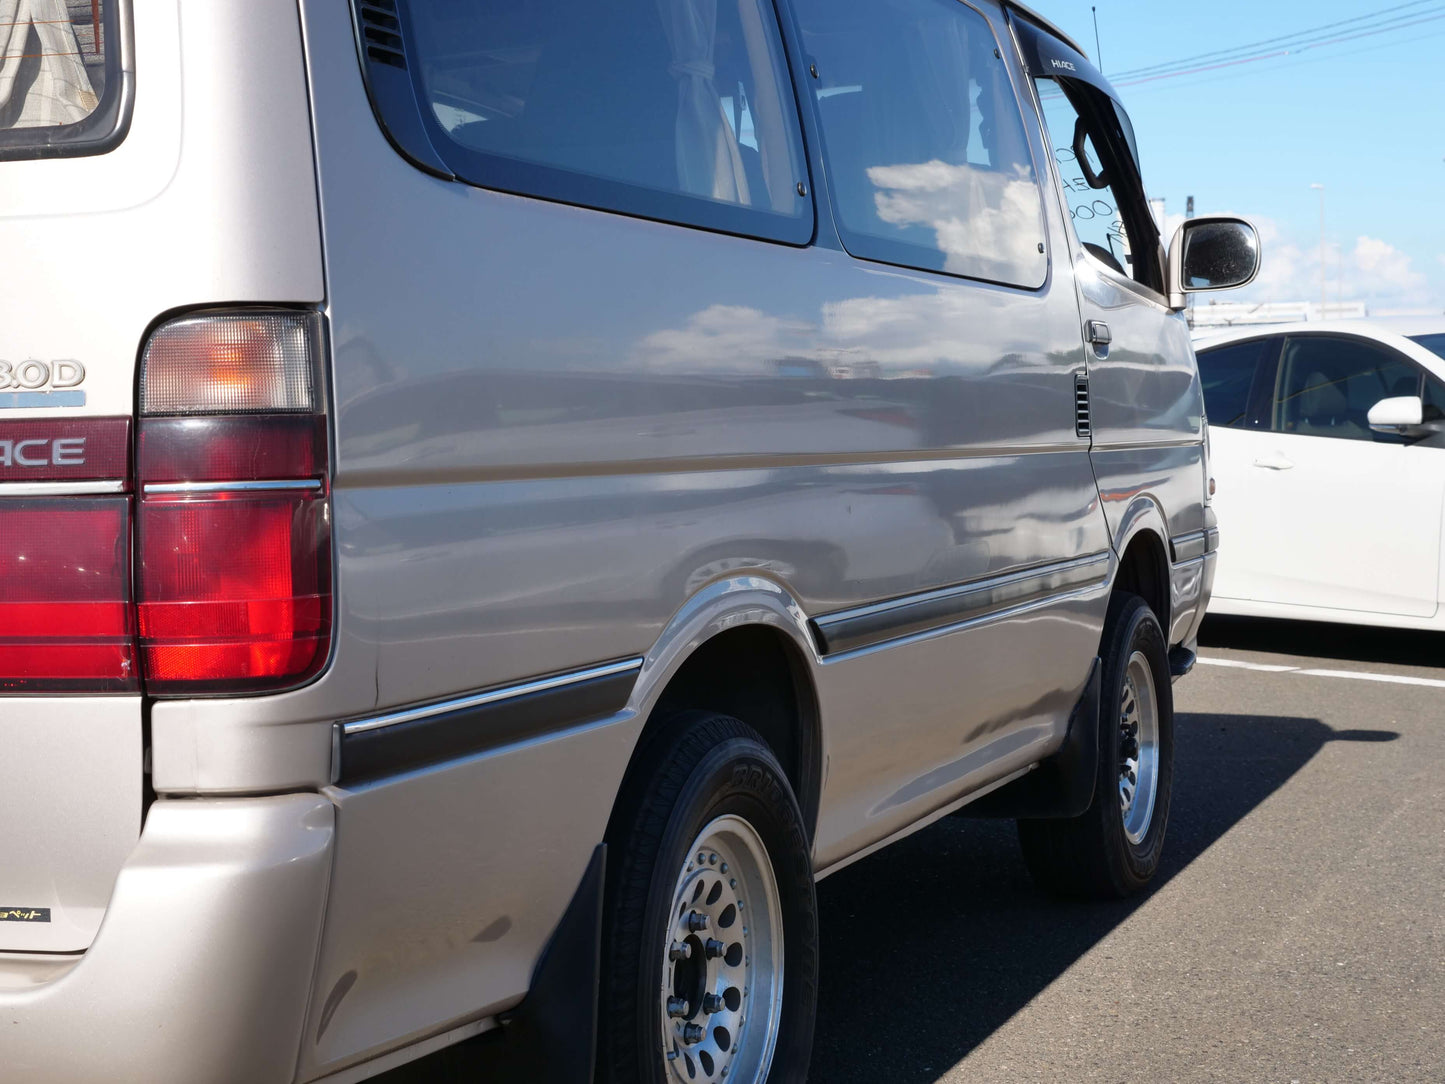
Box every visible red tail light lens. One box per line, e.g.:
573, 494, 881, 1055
134, 308, 333, 696
0, 498, 137, 692
137, 490, 330, 693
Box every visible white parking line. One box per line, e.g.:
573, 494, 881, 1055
1198, 656, 1445, 689
1196, 657, 1297, 673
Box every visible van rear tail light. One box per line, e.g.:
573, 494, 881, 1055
136, 309, 332, 695
0, 498, 137, 692
137, 491, 330, 693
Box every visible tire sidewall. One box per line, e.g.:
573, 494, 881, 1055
607, 718, 817, 1084
1097, 595, 1175, 888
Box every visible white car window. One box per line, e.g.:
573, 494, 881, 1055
1408, 333, 1445, 360
1273, 336, 1418, 443
1196, 338, 1271, 428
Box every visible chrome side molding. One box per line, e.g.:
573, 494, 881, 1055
334, 657, 643, 784
811, 552, 1111, 655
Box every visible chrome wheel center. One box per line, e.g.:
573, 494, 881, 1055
661, 815, 783, 1084
1118, 650, 1160, 845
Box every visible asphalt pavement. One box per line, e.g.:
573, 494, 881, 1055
383, 616, 1445, 1083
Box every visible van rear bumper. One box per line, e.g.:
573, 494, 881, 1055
0, 794, 334, 1084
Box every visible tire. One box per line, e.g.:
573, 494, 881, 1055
1017, 593, 1174, 898
599, 711, 817, 1084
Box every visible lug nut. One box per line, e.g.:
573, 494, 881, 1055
667, 996, 691, 1018
683, 1023, 705, 1044
687, 911, 709, 932
704, 938, 726, 959
669, 940, 692, 961
702, 993, 725, 1013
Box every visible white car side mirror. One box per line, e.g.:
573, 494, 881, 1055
1367, 395, 1424, 432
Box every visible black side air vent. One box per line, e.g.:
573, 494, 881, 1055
1074, 373, 1091, 438
359, 0, 406, 69
348, 0, 453, 177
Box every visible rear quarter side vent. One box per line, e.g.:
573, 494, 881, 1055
358, 0, 406, 69
1075, 373, 1092, 439
349, 0, 454, 177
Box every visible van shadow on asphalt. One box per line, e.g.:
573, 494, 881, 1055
806, 711, 1398, 1083
378, 713, 1396, 1083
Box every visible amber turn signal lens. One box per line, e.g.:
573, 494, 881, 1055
140, 311, 321, 415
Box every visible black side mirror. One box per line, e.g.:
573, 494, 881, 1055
1168, 217, 1261, 309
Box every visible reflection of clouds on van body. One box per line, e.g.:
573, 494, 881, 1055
634, 304, 816, 374
635, 288, 1057, 381
821, 290, 1051, 375
634, 302, 950, 380
864, 160, 1046, 283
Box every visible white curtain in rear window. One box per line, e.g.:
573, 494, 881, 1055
0, 0, 97, 128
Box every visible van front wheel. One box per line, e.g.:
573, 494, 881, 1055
600, 712, 817, 1084
1017, 593, 1175, 898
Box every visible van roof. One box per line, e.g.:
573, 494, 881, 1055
1003, 2, 1089, 59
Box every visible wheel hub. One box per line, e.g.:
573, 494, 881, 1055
1118, 650, 1160, 845
661, 815, 782, 1083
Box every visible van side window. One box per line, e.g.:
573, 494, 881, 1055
1033, 77, 1163, 293
407, 0, 811, 244
791, 0, 1046, 287
1195, 339, 1270, 428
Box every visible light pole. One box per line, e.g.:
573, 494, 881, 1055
1310, 183, 1325, 319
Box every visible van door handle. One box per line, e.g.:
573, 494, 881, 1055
1085, 320, 1111, 346
1252, 453, 1294, 470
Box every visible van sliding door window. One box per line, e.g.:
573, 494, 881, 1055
0, 0, 129, 160
406, 0, 812, 244
791, 0, 1046, 287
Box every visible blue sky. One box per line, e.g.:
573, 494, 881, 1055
1028, 0, 1445, 311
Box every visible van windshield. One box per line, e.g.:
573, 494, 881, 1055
0, 0, 124, 159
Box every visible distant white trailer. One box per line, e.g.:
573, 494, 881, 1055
1189, 300, 1369, 328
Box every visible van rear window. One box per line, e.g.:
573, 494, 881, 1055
0, 0, 128, 160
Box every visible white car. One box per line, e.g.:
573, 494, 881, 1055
1194, 317, 1445, 629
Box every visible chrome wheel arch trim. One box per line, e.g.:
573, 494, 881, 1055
624, 574, 824, 726
1110, 494, 1173, 566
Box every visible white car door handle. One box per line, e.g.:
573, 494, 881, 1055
1252, 453, 1295, 470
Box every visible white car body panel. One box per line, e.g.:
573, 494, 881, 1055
1197, 318, 1445, 629
1209, 425, 1444, 617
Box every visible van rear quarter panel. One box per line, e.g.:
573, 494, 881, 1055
298, 0, 1108, 1070
0, 0, 322, 950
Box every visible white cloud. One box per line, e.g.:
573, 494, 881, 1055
1190, 213, 1436, 310
1352, 236, 1427, 301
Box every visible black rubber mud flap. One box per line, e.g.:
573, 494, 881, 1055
961, 658, 1101, 819
478, 844, 606, 1082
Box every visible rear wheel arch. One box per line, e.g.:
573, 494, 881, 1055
615, 620, 823, 846
1113, 519, 1171, 636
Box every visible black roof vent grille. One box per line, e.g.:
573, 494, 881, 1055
359, 0, 406, 69
1074, 374, 1091, 439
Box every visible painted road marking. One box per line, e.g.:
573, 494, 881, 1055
1198, 656, 1445, 689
